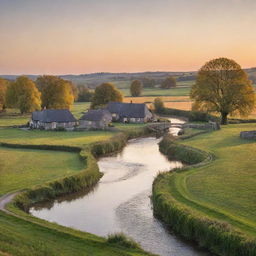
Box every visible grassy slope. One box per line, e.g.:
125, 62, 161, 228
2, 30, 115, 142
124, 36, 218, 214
0, 211, 148, 256
0, 147, 85, 196
170, 123, 256, 236
0, 128, 113, 147
0, 117, 150, 255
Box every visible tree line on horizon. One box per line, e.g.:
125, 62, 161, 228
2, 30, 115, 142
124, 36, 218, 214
0, 74, 178, 113
0, 57, 254, 124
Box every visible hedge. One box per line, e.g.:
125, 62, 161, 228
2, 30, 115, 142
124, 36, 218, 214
156, 107, 218, 122
152, 135, 256, 256
9, 126, 153, 212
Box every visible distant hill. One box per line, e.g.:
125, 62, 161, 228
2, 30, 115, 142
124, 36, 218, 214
1, 68, 255, 88
0, 71, 196, 88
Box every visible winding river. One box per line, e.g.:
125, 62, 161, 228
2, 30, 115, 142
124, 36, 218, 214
30, 119, 212, 256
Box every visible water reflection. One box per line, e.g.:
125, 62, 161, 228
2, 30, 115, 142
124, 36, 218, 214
30, 119, 212, 256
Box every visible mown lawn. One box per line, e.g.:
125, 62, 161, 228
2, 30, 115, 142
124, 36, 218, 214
0, 211, 149, 256
0, 121, 150, 256
0, 147, 85, 196
114, 122, 147, 131
173, 123, 256, 235
0, 128, 113, 147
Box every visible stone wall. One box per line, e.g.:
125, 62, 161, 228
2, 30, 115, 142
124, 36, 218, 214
183, 121, 220, 131
240, 130, 256, 140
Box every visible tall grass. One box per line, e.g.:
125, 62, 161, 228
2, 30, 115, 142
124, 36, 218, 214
107, 233, 142, 250
153, 134, 256, 256
10, 126, 153, 212
159, 134, 208, 165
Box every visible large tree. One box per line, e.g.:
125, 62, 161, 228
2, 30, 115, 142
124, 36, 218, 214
36, 75, 74, 109
161, 76, 176, 89
154, 97, 165, 113
130, 80, 143, 97
6, 76, 41, 114
0, 78, 9, 111
91, 82, 123, 109
191, 57, 255, 124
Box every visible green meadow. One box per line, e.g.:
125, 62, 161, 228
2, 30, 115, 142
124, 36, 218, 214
0, 211, 149, 256
0, 113, 150, 256
166, 123, 256, 236
121, 86, 191, 97
0, 128, 113, 147
0, 147, 85, 196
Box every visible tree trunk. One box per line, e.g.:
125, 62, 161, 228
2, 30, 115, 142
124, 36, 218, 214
221, 112, 228, 125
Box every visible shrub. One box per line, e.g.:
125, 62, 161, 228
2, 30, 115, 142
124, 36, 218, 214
162, 108, 218, 122
107, 233, 141, 249
153, 133, 256, 256
154, 97, 165, 114
159, 135, 210, 165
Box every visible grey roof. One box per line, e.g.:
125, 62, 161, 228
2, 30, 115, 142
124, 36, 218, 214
32, 109, 77, 123
107, 102, 152, 118
80, 109, 112, 122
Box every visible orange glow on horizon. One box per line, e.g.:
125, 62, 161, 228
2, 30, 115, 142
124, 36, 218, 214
1, 0, 256, 75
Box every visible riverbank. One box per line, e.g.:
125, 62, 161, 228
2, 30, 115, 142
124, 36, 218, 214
152, 123, 256, 256
0, 126, 154, 256
29, 121, 212, 256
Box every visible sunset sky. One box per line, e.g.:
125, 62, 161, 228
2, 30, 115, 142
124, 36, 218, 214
1, 0, 256, 75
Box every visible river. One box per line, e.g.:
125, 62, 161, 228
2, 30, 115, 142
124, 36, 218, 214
30, 118, 212, 256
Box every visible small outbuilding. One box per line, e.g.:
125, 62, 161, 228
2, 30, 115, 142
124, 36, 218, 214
30, 109, 77, 130
79, 109, 112, 129
107, 102, 153, 123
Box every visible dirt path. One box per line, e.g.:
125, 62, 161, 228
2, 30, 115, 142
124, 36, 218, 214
0, 192, 19, 213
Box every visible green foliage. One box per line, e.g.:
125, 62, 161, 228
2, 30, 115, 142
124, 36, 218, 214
0, 211, 149, 256
130, 80, 143, 97
36, 75, 74, 109
91, 82, 123, 109
0, 78, 9, 111
162, 107, 218, 122
107, 233, 141, 249
153, 123, 256, 256
191, 57, 256, 124
161, 76, 176, 89
153, 97, 165, 113
0, 122, 153, 256
0, 128, 113, 147
159, 135, 208, 164
153, 177, 256, 256
13, 149, 101, 212
140, 77, 156, 88
90, 133, 127, 157
76, 85, 94, 102
6, 76, 41, 114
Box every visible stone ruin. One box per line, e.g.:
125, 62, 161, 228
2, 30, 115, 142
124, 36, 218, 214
240, 131, 256, 140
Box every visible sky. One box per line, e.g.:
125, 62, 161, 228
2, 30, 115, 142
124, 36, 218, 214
1, 0, 256, 75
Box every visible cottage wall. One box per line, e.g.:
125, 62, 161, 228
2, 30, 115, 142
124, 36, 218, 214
79, 120, 109, 129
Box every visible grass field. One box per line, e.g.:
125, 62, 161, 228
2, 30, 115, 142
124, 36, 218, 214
0, 147, 85, 196
168, 123, 256, 236
0, 114, 150, 255
0, 128, 113, 147
0, 211, 149, 256
121, 87, 191, 97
